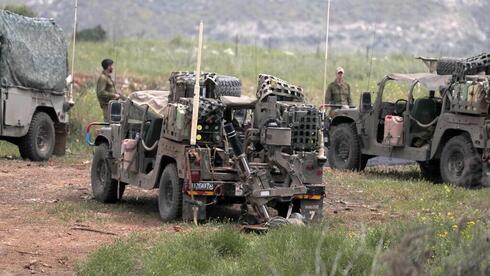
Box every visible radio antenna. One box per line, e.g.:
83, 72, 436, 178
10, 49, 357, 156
366, 22, 377, 92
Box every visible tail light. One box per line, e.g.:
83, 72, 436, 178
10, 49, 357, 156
316, 169, 323, 176
191, 170, 201, 183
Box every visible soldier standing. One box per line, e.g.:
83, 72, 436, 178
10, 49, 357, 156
96, 58, 119, 121
323, 67, 352, 147
325, 66, 352, 109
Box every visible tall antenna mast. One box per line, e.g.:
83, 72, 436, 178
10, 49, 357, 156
190, 21, 204, 146
366, 22, 377, 92
68, 0, 78, 106
321, 0, 331, 105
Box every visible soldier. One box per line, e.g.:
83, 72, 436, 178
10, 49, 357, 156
325, 67, 352, 109
96, 58, 119, 121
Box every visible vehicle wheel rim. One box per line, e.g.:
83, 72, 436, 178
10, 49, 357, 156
447, 150, 464, 177
37, 123, 51, 154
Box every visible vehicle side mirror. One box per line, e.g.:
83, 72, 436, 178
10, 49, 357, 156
109, 101, 123, 122
360, 92, 372, 113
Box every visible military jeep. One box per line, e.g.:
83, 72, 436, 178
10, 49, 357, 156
87, 73, 326, 223
0, 11, 70, 161
327, 62, 490, 188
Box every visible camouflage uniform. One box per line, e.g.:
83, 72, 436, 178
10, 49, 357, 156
325, 80, 352, 106
324, 80, 352, 119
96, 72, 117, 121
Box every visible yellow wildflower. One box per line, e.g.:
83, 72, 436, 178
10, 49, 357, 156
438, 231, 448, 238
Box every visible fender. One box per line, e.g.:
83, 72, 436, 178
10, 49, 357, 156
430, 113, 486, 159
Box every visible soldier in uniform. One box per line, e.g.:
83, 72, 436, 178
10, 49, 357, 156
323, 67, 352, 147
325, 66, 352, 110
96, 58, 119, 121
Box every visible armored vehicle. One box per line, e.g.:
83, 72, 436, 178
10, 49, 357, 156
87, 73, 326, 223
0, 11, 70, 161
327, 53, 490, 188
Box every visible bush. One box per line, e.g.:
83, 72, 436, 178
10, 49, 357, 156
3, 4, 36, 17
76, 25, 107, 42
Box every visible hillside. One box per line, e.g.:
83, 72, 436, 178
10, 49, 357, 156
0, 0, 488, 56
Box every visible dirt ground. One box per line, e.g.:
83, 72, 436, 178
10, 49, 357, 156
0, 157, 384, 275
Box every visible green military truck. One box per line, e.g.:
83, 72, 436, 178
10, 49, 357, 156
0, 10, 70, 161
87, 73, 326, 223
327, 53, 490, 188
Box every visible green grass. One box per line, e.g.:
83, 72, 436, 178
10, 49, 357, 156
328, 165, 490, 222
78, 167, 490, 275
73, 39, 424, 104
0, 38, 423, 158
78, 221, 490, 276
0, 141, 20, 158
44, 195, 159, 224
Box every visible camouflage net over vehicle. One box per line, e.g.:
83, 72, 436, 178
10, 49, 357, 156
0, 10, 67, 93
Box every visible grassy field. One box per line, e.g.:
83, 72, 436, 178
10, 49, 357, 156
78, 166, 490, 275
1, 38, 423, 158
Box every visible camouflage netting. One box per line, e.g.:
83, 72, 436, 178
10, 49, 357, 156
0, 10, 67, 93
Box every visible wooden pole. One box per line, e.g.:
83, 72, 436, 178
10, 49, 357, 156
318, 0, 331, 160
190, 21, 204, 146
68, 0, 78, 106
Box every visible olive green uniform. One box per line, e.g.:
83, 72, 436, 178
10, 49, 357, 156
96, 72, 117, 121
325, 80, 352, 106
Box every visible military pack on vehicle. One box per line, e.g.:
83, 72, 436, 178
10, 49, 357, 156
87, 73, 326, 224
327, 53, 490, 188
0, 10, 70, 161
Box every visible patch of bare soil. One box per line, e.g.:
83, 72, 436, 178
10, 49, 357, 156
0, 158, 176, 275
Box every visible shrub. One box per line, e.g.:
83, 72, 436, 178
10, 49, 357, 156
3, 4, 36, 17
76, 25, 107, 42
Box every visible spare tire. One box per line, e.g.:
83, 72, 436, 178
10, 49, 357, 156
169, 72, 241, 100
212, 75, 241, 97
436, 53, 490, 76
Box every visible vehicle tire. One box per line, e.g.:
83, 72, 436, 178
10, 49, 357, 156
436, 58, 460, 75
213, 75, 241, 97
327, 123, 364, 171
360, 155, 370, 171
18, 112, 56, 161
436, 54, 490, 76
440, 135, 481, 188
158, 163, 183, 222
418, 159, 442, 183
91, 143, 125, 203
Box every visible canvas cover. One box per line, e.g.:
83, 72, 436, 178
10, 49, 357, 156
128, 90, 170, 116
0, 10, 68, 93
388, 73, 452, 91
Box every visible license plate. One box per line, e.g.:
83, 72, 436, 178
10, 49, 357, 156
192, 182, 214, 191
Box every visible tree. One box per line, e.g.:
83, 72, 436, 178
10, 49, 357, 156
3, 5, 36, 17
76, 25, 107, 42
